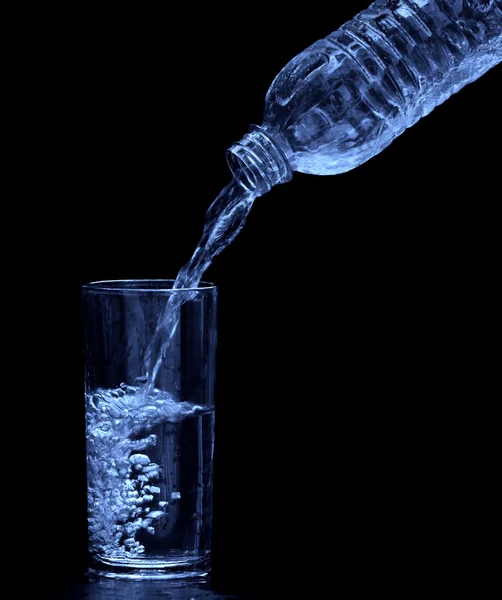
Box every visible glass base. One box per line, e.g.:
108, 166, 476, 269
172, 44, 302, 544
89, 551, 210, 581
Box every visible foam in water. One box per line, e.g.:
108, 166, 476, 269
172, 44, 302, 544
86, 384, 212, 559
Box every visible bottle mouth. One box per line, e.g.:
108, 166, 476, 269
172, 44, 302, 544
226, 145, 259, 191
226, 125, 293, 195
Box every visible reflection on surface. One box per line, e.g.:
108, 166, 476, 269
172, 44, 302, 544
66, 577, 239, 599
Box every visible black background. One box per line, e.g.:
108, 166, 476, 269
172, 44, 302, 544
24, 2, 499, 597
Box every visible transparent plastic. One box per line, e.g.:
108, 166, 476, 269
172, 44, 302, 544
228, 0, 502, 193
141, 1, 502, 387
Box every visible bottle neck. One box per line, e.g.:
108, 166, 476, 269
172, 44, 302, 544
226, 125, 294, 196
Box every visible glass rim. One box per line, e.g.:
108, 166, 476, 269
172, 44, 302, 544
82, 279, 217, 294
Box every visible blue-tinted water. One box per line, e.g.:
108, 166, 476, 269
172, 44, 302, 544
142, 179, 257, 394
86, 385, 214, 575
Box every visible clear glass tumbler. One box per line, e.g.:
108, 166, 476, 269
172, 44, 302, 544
82, 280, 217, 580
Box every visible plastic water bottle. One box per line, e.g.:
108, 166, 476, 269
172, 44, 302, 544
144, 1, 501, 388
227, 0, 502, 196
